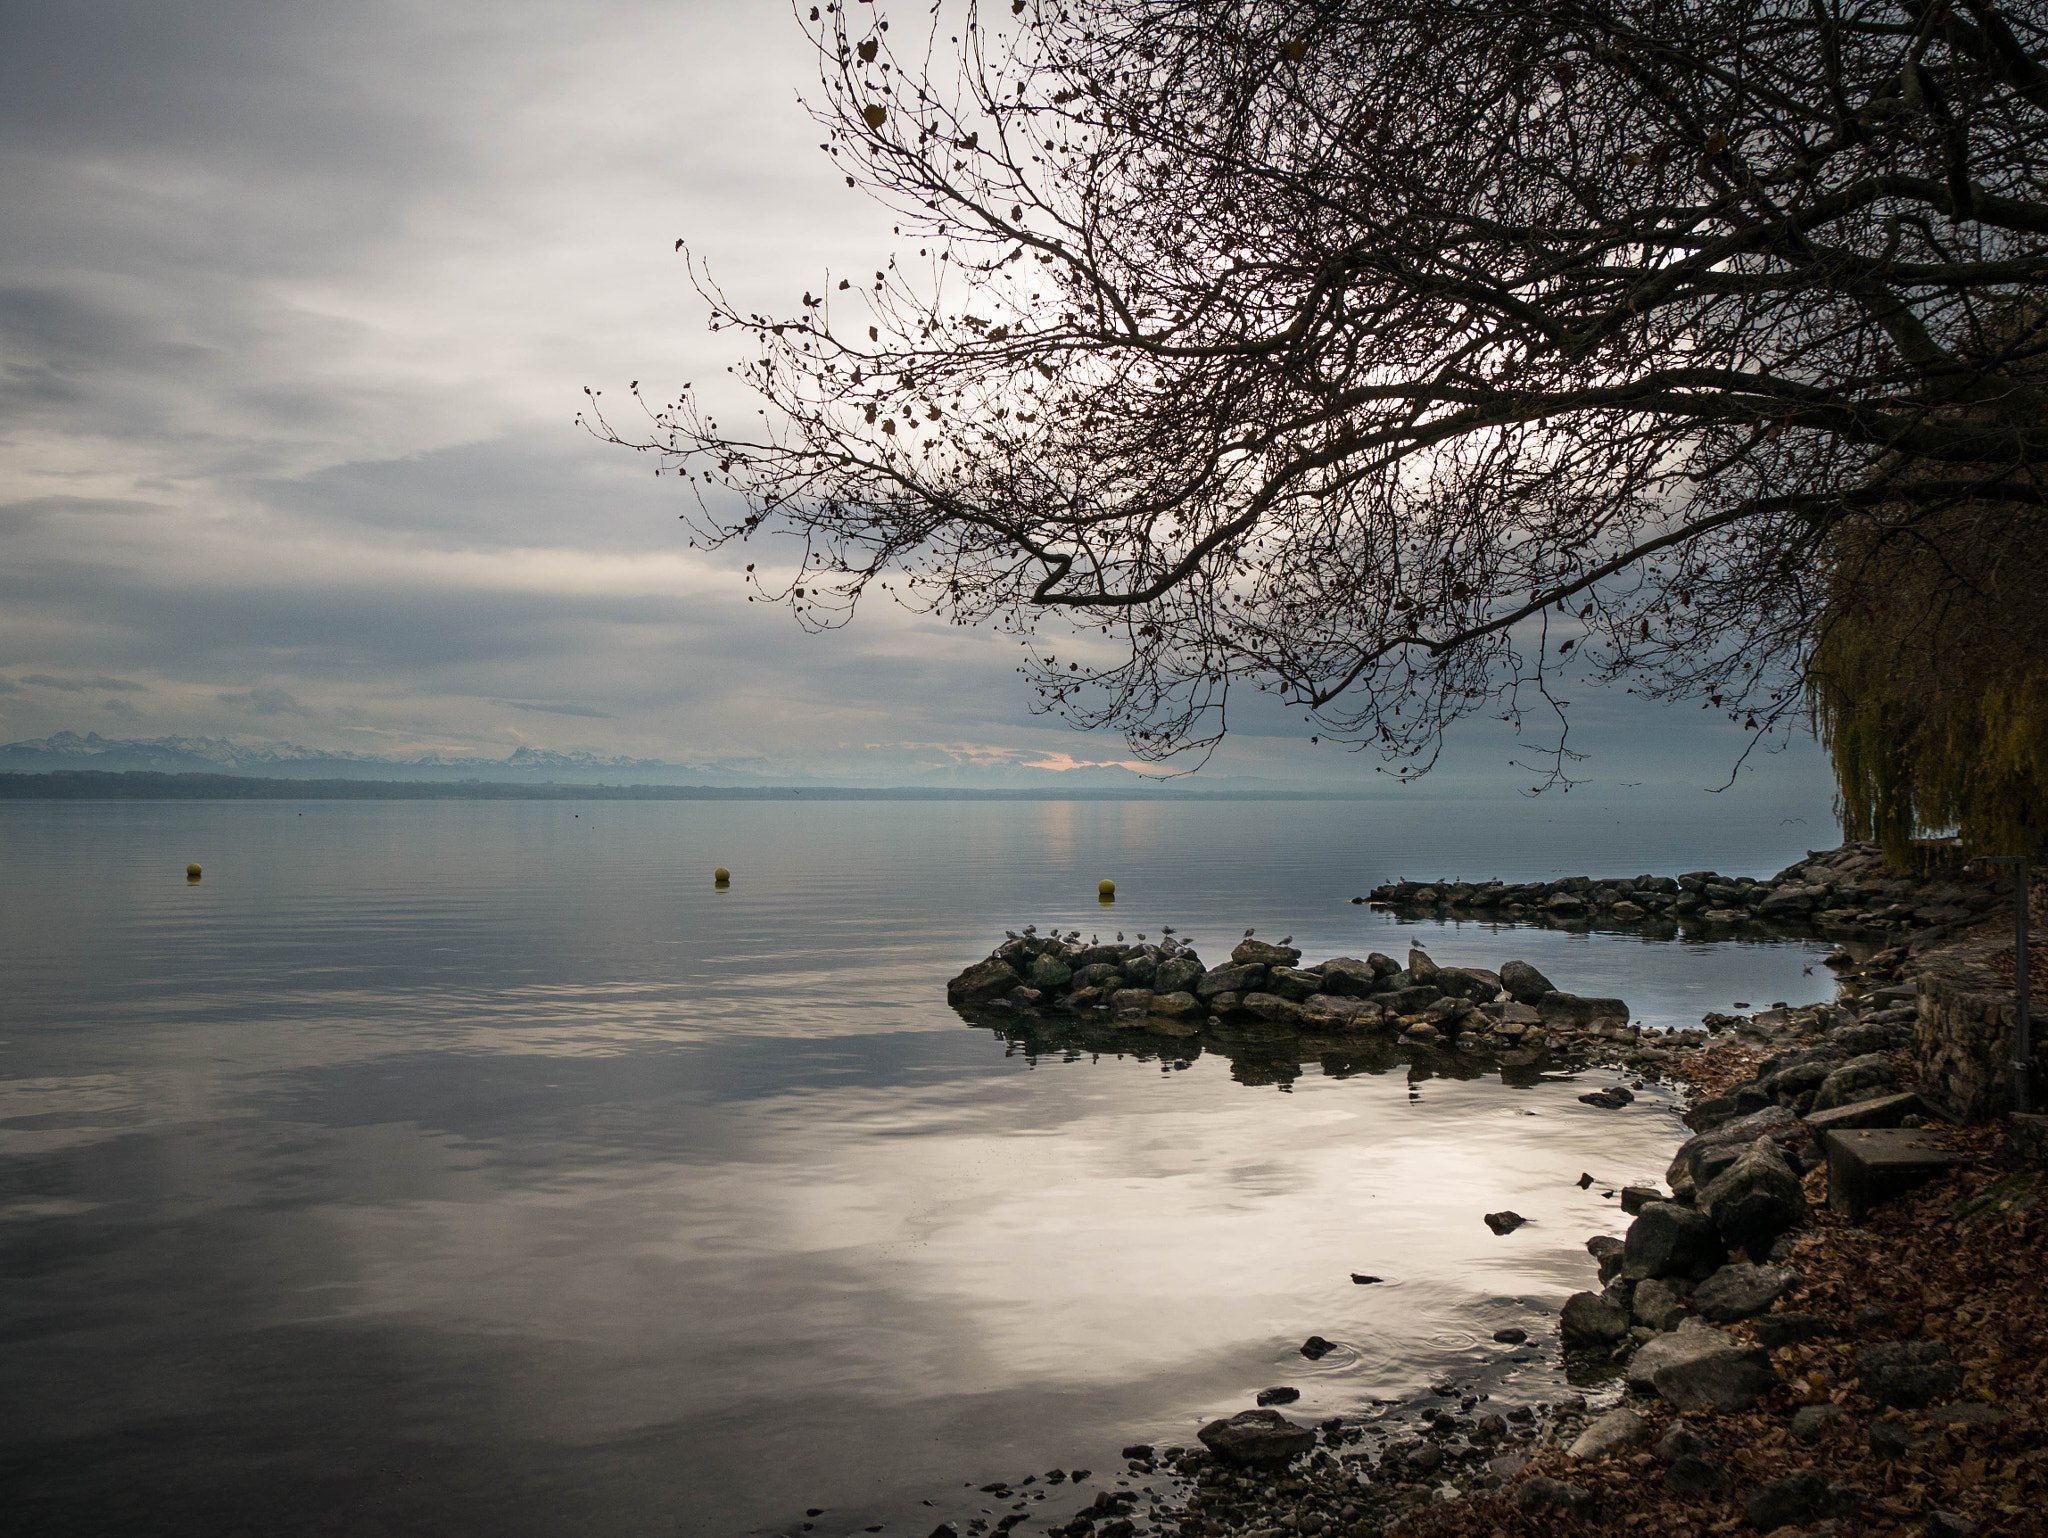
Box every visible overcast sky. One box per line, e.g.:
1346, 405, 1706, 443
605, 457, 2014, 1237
0, 0, 1841, 811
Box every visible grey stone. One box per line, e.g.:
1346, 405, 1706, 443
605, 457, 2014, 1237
1856, 1340, 1964, 1409
1622, 1201, 1726, 1281
1560, 1290, 1631, 1347
1789, 1403, 1847, 1442
1297, 994, 1382, 1030
1195, 963, 1266, 998
1232, 939, 1302, 968
1150, 990, 1200, 1018
1265, 966, 1324, 1001
1028, 953, 1075, 991
1927, 1511, 1977, 1538
1869, 1422, 1936, 1460
1537, 991, 1632, 1026
1240, 992, 1305, 1024
1655, 1345, 1778, 1412
1512, 1477, 1594, 1520
1664, 1455, 1731, 1500
1632, 1277, 1688, 1332
1071, 962, 1125, 990
1811, 1051, 1898, 1112
947, 956, 1022, 1004
1152, 956, 1204, 995
1499, 959, 1556, 1004
1195, 1409, 1315, 1465
1379, 984, 1442, 1014
1653, 1421, 1714, 1462
1755, 1312, 1833, 1350
1567, 1408, 1650, 1460
1698, 1139, 1808, 1260
1486, 1452, 1528, 1482
1406, 946, 1440, 978
1692, 1263, 1800, 1323
1484, 1210, 1527, 1235
1314, 958, 1378, 997
1927, 1401, 2007, 1427
1743, 1469, 1828, 1530
1436, 966, 1504, 1002
1628, 1321, 1770, 1403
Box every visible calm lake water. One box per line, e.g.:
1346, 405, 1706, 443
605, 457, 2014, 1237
0, 799, 1840, 1537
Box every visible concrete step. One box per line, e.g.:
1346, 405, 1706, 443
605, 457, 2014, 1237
1825, 1128, 1962, 1224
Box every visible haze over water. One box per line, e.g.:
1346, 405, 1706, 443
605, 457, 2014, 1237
0, 798, 1838, 1536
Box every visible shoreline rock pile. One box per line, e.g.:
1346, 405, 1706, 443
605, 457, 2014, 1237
1366, 841, 2013, 938
949, 933, 1641, 1053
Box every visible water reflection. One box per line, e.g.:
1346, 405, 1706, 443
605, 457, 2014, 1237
0, 801, 1836, 1538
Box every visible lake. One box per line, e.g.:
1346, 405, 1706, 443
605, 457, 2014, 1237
0, 798, 1840, 1536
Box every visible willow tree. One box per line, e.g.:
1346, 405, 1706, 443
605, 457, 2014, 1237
592, 0, 2048, 781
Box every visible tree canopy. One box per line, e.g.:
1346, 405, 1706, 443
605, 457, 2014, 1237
592, 0, 2048, 784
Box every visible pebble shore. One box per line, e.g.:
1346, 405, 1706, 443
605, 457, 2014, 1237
915, 843, 2041, 1538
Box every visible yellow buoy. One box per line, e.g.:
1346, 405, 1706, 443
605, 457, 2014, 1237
714, 867, 731, 883
186, 863, 202, 879
1098, 879, 1115, 900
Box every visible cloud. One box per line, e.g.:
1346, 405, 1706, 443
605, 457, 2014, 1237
18, 674, 147, 693
504, 701, 612, 719
101, 697, 140, 720
217, 688, 309, 716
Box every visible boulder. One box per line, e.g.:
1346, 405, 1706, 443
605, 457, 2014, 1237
1742, 1470, 1829, 1531
1298, 995, 1382, 1030
1028, 953, 1075, 991
1631, 1277, 1687, 1332
1315, 957, 1378, 997
1652, 1339, 1778, 1412
1152, 956, 1205, 995
1406, 947, 1440, 978
1537, 991, 1632, 1026
1108, 988, 1155, 1015
1072, 962, 1125, 990
1195, 1409, 1315, 1466
1653, 1421, 1714, 1462
1512, 1477, 1595, 1520
1811, 1052, 1898, 1112
1436, 966, 1504, 1002
947, 956, 1022, 1004
1379, 984, 1442, 1015
1665, 1455, 1731, 1500
1499, 959, 1557, 1003
1568, 1408, 1650, 1461
1691, 1263, 1799, 1323
1232, 938, 1302, 968
1627, 1321, 1765, 1405
1365, 951, 1403, 977
1856, 1340, 1964, 1409
1150, 991, 1200, 1018
1265, 966, 1324, 1001
1195, 963, 1266, 999
1789, 1404, 1847, 1442
1241, 992, 1305, 1024
1560, 1290, 1630, 1347
1755, 1312, 1832, 1350
1622, 1201, 1726, 1281
1698, 1139, 1808, 1260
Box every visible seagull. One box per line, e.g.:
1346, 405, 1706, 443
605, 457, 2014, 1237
1116, 932, 1124, 941
1005, 930, 1019, 940
1279, 935, 1293, 946
1023, 924, 1037, 933
1136, 933, 1146, 941
1244, 927, 1256, 937
1161, 925, 1175, 935
1091, 934, 1099, 945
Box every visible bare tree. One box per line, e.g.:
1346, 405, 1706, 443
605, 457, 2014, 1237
589, 0, 2048, 782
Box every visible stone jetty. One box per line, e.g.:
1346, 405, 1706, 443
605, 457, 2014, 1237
948, 932, 1641, 1054
1365, 841, 2013, 936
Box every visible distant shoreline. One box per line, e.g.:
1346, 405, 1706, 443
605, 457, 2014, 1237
0, 771, 1379, 802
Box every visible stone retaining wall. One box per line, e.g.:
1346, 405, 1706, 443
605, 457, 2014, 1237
1914, 938, 2030, 1121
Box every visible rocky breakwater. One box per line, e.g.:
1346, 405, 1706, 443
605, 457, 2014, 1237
1367, 841, 2013, 940
948, 932, 1644, 1058
1551, 986, 1936, 1441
